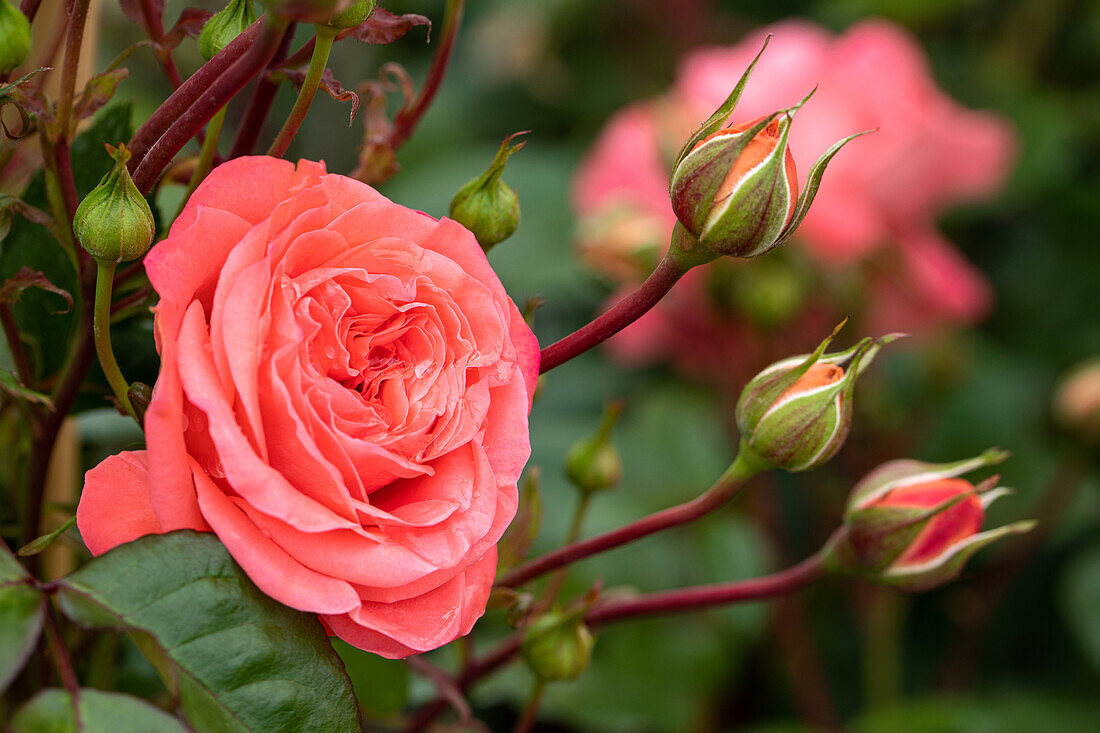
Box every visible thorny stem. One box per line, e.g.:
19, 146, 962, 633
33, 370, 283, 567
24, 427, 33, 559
498, 443, 771, 589
388, 0, 465, 150
267, 25, 337, 158
133, 18, 289, 193
177, 107, 227, 215
127, 20, 262, 168
539, 253, 690, 373
229, 22, 296, 158
405, 552, 827, 732
93, 262, 136, 421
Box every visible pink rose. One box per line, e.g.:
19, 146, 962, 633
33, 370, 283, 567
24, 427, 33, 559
76, 157, 540, 658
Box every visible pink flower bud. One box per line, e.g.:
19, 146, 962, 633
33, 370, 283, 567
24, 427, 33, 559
1053, 359, 1100, 444
827, 450, 1036, 591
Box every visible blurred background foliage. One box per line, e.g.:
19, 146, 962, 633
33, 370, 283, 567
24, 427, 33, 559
32, 0, 1100, 729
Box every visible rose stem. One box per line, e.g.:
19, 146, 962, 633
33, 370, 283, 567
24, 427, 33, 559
266, 24, 338, 158
19, 0, 42, 23
229, 22, 296, 157
404, 553, 827, 733
43, 605, 80, 709
127, 19, 261, 168
135, 0, 185, 89
511, 680, 546, 733
497, 442, 771, 589
1, 304, 34, 387
538, 252, 690, 373
539, 492, 593, 605
93, 262, 136, 421
387, 0, 465, 150
133, 17, 290, 193
176, 107, 227, 215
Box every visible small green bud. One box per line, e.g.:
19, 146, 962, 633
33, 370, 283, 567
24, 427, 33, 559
735, 324, 901, 472
521, 610, 594, 682
0, 0, 31, 75
324, 0, 374, 28
199, 0, 258, 61
564, 402, 624, 494
74, 143, 155, 265
449, 132, 526, 252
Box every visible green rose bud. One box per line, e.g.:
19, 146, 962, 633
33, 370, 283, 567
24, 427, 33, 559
324, 0, 374, 29
74, 143, 155, 265
0, 0, 31, 75
564, 402, 624, 495
735, 324, 901, 472
824, 450, 1035, 591
199, 0, 259, 61
449, 132, 525, 252
521, 610, 594, 682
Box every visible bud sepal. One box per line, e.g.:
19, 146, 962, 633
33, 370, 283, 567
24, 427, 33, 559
521, 609, 595, 682
735, 324, 902, 472
449, 132, 526, 251
199, 0, 258, 61
74, 143, 156, 265
0, 0, 31, 75
824, 450, 1037, 591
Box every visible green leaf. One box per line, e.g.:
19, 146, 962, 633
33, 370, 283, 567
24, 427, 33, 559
0, 538, 45, 693
55, 531, 360, 732
1061, 542, 1100, 669
9, 688, 189, 732
332, 638, 408, 717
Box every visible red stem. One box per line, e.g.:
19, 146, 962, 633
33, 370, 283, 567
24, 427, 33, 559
498, 447, 766, 589
388, 0, 465, 150
133, 19, 288, 193
585, 553, 825, 625
539, 254, 689, 373
127, 20, 262, 168
229, 23, 296, 158
1, 303, 34, 386
19, 0, 41, 23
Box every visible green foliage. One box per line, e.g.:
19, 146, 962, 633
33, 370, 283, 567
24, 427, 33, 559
0, 539, 43, 692
332, 638, 409, 717
55, 531, 360, 732
1061, 542, 1100, 670
10, 688, 189, 733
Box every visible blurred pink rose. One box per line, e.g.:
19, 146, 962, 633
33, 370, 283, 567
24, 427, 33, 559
77, 157, 539, 658
573, 17, 1015, 367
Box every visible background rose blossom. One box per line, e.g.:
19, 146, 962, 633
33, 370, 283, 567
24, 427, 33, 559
572, 18, 1016, 376
77, 157, 540, 658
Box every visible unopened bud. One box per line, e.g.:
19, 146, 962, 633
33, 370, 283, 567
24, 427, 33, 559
449, 132, 525, 251
324, 0, 374, 28
127, 382, 153, 424
825, 450, 1035, 591
1053, 359, 1100, 444
668, 37, 868, 260
565, 402, 624, 494
74, 144, 155, 265
0, 0, 31, 75
735, 324, 901, 472
199, 0, 258, 60
521, 610, 594, 681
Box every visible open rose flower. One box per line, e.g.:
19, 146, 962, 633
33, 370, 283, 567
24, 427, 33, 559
76, 157, 540, 658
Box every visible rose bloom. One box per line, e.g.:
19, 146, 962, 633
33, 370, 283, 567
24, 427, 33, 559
573, 18, 1015, 375
77, 157, 540, 658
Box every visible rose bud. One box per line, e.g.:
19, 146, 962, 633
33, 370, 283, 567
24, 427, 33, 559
73, 143, 155, 265
0, 0, 30, 75
199, 0, 258, 60
521, 610, 595, 682
826, 450, 1036, 591
735, 324, 901, 471
669, 38, 868, 259
1053, 359, 1100, 444
323, 0, 374, 29
564, 402, 624, 495
449, 132, 525, 252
